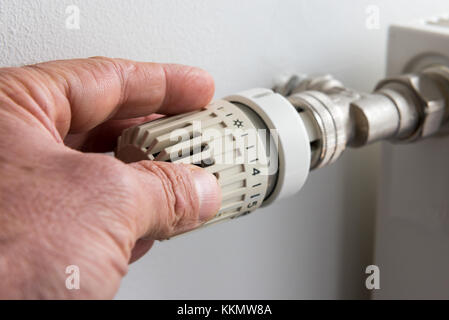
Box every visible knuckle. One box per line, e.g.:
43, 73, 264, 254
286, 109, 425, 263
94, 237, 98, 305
78, 154, 140, 255
81, 154, 130, 190
73, 153, 140, 231
17, 152, 140, 272
91, 154, 140, 209
133, 161, 200, 237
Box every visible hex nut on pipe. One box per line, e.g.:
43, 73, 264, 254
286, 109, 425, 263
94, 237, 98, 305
376, 73, 447, 140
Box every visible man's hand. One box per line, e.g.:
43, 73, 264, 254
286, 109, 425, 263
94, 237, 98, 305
0, 57, 222, 299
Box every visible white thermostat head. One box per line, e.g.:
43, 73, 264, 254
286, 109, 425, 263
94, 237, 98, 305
115, 88, 311, 231
225, 88, 311, 205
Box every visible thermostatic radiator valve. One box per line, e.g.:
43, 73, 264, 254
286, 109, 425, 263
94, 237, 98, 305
115, 65, 449, 235
116, 89, 311, 228
276, 65, 449, 169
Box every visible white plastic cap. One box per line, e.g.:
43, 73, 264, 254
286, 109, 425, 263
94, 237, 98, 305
225, 88, 311, 205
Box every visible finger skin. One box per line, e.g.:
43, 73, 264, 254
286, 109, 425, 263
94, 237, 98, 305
0, 57, 215, 139
0, 58, 220, 299
128, 161, 222, 240
64, 114, 164, 152
129, 239, 155, 264
0, 145, 221, 298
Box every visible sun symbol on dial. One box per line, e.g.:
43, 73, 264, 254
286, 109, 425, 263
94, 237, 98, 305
233, 119, 243, 128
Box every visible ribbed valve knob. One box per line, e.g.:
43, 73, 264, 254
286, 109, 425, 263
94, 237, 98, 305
115, 88, 311, 231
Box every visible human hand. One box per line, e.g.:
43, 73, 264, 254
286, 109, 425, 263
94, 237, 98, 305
0, 57, 221, 299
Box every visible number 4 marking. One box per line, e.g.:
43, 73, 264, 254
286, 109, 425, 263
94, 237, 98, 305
252, 168, 260, 176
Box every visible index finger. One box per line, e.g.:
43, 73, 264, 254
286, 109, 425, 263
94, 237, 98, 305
0, 57, 215, 138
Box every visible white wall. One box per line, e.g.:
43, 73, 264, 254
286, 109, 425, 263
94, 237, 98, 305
373, 140, 449, 299
1, 0, 448, 299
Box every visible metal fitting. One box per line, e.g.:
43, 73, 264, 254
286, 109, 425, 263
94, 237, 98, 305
281, 74, 362, 169
375, 69, 448, 141
274, 66, 449, 170
289, 91, 347, 169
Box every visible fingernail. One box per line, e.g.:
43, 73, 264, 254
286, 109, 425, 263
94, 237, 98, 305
189, 165, 222, 221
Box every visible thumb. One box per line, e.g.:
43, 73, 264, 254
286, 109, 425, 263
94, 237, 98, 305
128, 161, 221, 239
